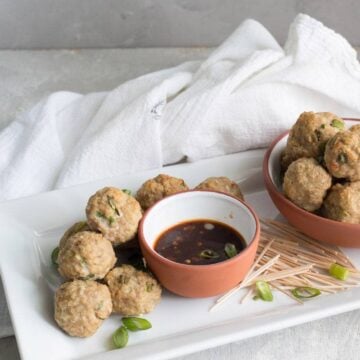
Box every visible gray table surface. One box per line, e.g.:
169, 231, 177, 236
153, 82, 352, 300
0, 48, 359, 360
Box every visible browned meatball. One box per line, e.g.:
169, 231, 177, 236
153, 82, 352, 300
59, 221, 90, 249
86, 187, 142, 245
283, 158, 332, 212
281, 112, 344, 169
104, 265, 161, 316
322, 181, 360, 224
54, 280, 112, 337
136, 174, 189, 209
350, 124, 360, 134
324, 130, 360, 181
58, 231, 116, 280
195, 176, 244, 200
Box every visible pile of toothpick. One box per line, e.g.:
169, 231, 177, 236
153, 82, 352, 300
210, 219, 360, 311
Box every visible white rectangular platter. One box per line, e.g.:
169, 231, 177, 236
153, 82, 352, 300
1, 149, 360, 360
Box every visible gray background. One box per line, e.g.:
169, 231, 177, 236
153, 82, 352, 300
0, 0, 360, 49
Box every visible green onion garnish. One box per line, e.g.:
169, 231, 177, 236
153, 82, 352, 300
337, 153, 347, 164
122, 189, 132, 195
255, 280, 273, 301
51, 247, 60, 266
199, 249, 219, 259
96, 210, 115, 226
291, 287, 321, 299
331, 119, 345, 130
122, 317, 152, 331
107, 196, 120, 215
96, 211, 106, 219
329, 263, 349, 281
112, 326, 129, 349
82, 273, 95, 280
224, 243, 238, 258
73, 221, 88, 233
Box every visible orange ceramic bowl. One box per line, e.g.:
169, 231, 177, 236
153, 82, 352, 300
263, 118, 360, 248
138, 190, 260, 298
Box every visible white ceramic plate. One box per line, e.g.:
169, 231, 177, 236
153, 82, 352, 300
1, 149, 360, 360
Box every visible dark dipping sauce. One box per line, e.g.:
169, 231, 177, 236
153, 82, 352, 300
154, 219, 247, 265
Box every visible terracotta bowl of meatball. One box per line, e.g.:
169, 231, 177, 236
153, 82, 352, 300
138, 191, 260, 298
263, 117, 360, 248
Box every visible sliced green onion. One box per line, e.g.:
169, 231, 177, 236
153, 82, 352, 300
96, 210, 115, 226
224, 243, 238, 258
146, 282, 154, 292
122, 189, 132, 195
255, 281, 273, 301
73, 221, 88, 233
107, 196, 120, 215
331, 119, 345, 130
82, 273, 95, 280
122, 317, 152, 331
337, 153, 347, 164
51, 247, 60, 266
291, 287, 321, 299
112, 326, 129, 349
199, 249, 219, 259
329, 263, 349, 281
96, 211, 106, 219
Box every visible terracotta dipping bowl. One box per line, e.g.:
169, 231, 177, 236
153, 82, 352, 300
138, 191, 260, 298
263, 119, 360, 248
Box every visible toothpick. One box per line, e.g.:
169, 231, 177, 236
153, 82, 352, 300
209, 254, 279, 312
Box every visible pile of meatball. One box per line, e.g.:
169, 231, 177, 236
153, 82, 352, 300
54, 174, 244, 338
281, 111, 360, 224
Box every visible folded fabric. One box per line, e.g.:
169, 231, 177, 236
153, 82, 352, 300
1, 14, 360, 201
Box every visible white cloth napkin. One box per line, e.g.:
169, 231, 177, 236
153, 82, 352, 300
1, 13, 360, 337
2, 14, 360, 201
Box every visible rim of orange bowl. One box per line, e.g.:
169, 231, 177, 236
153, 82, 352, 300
138, 190, 260, 270
263, 117, 360, 229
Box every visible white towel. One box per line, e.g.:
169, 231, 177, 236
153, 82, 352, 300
1, 13, 360, 336
1, 14, 360, 201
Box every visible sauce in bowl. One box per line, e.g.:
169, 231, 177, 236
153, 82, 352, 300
154, 219, 246, 265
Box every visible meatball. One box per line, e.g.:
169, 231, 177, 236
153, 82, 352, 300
283, 158, 332, 212
324, 130, 360, 181
59, 221, 90, 249
104, 265, 161, 315
195, 176, 244, 200
86, 187, 142, 245
322, 181, 360, 224
281, 112, 344, 169
58, 231, 116, 280
350, 124, 360, 135
136, 174, 189, 209
54, 280, 112, 337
